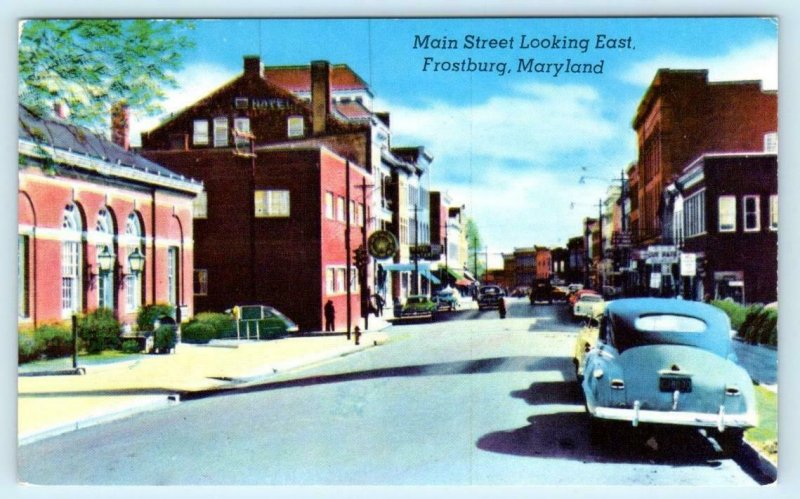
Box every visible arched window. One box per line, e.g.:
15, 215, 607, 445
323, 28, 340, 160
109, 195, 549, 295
61, 203, 83, 317
96, 207, 116, 310
124, 213, 144, 312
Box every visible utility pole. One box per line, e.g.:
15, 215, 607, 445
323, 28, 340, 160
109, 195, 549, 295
412, 204, 419, 295
345, 161, 352, 340
360, 178, 370, 330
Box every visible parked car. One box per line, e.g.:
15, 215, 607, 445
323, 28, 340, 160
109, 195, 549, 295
572, 301, 607, 382
581, 298, 757, 453
400, 295, 438, 320
573, 294, 605, 318
434, 288, 459, 311
602, 285, 622, 300
478, 285, 504, 310
229, 304, 299, 339
569, 288, 599, 308
551, 286, 569, 302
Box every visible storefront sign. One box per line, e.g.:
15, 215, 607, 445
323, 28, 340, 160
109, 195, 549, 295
680, 252, 697, 277
649, 272, 662, 289
646, 245, 679, 265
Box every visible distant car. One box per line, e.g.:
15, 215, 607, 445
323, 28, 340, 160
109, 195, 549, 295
478, 285, 503, 310
568, 283, 584, 294
230, 304, 299, 339
434, 288, 459, 311
569, 288, 599, 308
573, 294, 605, 318
602, 285, 622, 300
551, 286, 569, 302
400, 295, 437, 320
581, 298, 757, 453
529, 279, 553, 304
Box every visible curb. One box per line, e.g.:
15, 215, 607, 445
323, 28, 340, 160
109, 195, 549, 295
18, 395, 179, 446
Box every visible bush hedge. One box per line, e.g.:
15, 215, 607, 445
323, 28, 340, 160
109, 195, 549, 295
18, 332, 39, 363
181, 321, 216, 344
154, 324, 177, 353
136, 303, 175, 332
77, 308, 121, 354
712, 300, 778, 347
34, 323, 74, 358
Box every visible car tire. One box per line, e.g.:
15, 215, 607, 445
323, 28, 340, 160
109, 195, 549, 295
588, 415, 612, 447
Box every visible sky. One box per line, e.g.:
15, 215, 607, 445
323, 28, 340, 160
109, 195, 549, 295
122, 17, 777, 265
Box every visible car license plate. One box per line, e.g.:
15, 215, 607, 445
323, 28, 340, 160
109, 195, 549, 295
659, 376, 692, 393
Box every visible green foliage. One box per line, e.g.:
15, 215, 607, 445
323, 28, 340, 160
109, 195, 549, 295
465, 217, 486, 278
120, 339, 142, 354
136, 303, 175, 332
77, 308, 121, 354
745, 385, 778, 463
710, 299, 755, 331
154, 325, 177, 353
181, 321, 216, 344
18, 19, 195, 131
34, 323, 74, 358
18, 332, 39, 363
194, 312, 235, 336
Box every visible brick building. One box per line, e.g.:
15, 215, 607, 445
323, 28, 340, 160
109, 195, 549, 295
663, 153, 777, 304
630, 69, 777, 246
18, 104, 202, 328
140, 56, 372, 331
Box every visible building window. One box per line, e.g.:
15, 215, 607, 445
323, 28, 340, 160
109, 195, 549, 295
213, 117, 228, 147
234, 97, 249, 109
718, 195, 736, 233
62, 241, 82, 316
349, 200, 356, 225
124, 214, 144, 312
683, 189, 706, 238
287, 116, 304, 138
255, 190, 291, 218
167, 246, 179, 306
764, 132, 778, 153
325, 192, 335, 219
769, 194, 778, 231
233, 117, 251, 147
336, 268, 346, 293
743, 195, 761, 232
326, 268, 335, 294
194, 269, 208, 296
355, 203, 363, 227
194, 191, 208, 219
336, 196, 346, 222
193, 120, 209, 146
18, 235, 29, 319
350, 266, 359, 292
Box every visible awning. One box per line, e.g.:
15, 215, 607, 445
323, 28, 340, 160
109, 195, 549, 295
421, 269, 441, 285
455, 279, 472, 287
382, 262, 431, 272
437, 267, 463, 280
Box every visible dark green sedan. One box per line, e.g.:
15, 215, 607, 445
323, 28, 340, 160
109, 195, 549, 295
399, 295, 437, 321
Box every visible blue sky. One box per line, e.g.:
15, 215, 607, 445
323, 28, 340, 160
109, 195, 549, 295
130, 17, 778, 264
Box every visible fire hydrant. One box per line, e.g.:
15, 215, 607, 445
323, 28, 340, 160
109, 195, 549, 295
354, 326, 361, 345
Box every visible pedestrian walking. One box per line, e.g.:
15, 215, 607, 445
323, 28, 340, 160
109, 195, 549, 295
324, 299, 336, 332
498, 297, 507, 319
373, 293, 385, 317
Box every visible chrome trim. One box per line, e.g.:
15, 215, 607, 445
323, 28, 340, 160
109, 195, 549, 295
592, 405, 757, 429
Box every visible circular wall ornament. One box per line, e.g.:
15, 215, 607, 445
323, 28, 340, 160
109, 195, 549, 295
368, 230, 398, 259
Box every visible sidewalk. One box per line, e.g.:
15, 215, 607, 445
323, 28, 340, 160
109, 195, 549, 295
18, 329, 389, 445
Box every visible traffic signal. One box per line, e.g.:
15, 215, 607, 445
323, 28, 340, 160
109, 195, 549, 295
354, 245, 368, 270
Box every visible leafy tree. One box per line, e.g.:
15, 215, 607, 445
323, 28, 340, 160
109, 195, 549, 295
18, 19, 194, 130
465, 217, 486, 279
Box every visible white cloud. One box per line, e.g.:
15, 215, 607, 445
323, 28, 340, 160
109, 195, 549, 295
622, 39, 777, 90
130, 63, 238, 146
378, 82, 617, 168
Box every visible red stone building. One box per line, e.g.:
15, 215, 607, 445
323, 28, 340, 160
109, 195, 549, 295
140, 57, 372, 331
18, 104, 202, 328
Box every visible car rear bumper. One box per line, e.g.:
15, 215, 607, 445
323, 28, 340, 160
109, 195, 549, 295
591, 403, 757, 431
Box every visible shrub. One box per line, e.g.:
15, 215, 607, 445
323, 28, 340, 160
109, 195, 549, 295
711, 300, 752, 331
120, 339, 142, 354
154, 324, 177, 353
193, 312, 235, 336
738, 307, 778, 347
18, 332, 39, 364
136, 303, 175, 332
34, 323, 74, 358
181, 321, 216, 344
78, 308, 121, 354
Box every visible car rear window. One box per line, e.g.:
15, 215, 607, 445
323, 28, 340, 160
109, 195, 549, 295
634, 314, 706, 333
580, 295, 603, 302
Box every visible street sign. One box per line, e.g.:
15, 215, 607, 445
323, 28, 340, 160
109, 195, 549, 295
649, 272, 662, 289
410, 244, 442, 260
680, 252, 697, 277
646, 245, 679, 265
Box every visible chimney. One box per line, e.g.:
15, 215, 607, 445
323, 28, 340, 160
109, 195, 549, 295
244, 55, 262, 78
111, 101, 130, 151
311, 60, 331, 135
